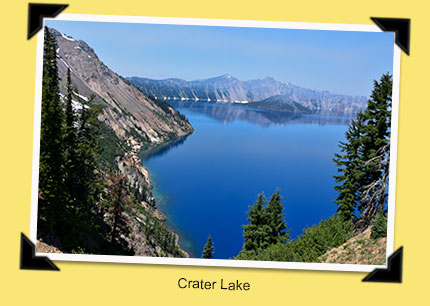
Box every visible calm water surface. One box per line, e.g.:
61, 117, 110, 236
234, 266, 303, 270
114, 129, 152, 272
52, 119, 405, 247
140, 102, 350, 259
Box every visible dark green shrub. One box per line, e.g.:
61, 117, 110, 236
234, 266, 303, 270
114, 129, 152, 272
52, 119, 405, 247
371, 210, 387, 239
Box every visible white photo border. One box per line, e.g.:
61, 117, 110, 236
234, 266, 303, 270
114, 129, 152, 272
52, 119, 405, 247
30, 14, 401, 272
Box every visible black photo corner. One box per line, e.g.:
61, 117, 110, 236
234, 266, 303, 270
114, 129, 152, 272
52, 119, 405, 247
362, 247, 403, 283
370, 17, 411, 55
23, 4, 407, 281
20, 233, 59, 270
28, 3, 68, 39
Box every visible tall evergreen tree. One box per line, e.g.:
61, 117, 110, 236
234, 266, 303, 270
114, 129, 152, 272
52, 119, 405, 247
63, 68, 78, 209
357, 74, 392, 223
242, 193, 271, 251
333, 73, 392, 227
107, 174, 128, 242
39, 26, 65, 231
75, 94, 103, 214
38, 28, 111, 252
242, 190, 289, 252
202, 234, 215, 259
333, 116, 365, 221
266, 189, 289, 244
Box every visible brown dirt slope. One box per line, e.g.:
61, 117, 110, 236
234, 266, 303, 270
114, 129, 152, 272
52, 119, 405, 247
319, 227, 386, 265
36, 240, 62, 254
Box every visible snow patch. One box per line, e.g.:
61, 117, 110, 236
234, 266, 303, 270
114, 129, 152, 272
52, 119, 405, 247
61, 32, 75, 42
59, 93, 88, 110
72, 100, 85, 110
73, 92, 89, 101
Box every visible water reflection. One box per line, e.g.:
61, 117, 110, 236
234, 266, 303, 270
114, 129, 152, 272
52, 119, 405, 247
168, 100, 353, 127
140, 136, 189, 161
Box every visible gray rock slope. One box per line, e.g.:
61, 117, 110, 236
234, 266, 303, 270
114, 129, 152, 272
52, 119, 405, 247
50, 28, 193, 145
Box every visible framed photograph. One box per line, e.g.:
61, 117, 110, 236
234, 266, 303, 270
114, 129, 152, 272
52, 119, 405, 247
30, 14, 400, 272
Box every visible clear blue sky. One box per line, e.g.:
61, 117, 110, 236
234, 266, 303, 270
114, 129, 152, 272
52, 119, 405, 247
46, 20, 394, 97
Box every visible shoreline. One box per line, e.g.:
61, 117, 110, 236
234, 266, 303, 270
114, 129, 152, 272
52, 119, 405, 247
120, 131, 194, 257
138, 134, 196, 258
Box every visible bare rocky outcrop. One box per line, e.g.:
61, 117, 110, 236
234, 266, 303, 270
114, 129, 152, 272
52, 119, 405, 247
47, 28, 193, 257
51, 28, 193, 146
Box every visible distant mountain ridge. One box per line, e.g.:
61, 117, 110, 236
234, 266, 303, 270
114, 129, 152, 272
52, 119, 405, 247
129, 74, 368, 116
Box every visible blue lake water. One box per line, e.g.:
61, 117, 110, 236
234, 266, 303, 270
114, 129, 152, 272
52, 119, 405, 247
140, 102, 350, 259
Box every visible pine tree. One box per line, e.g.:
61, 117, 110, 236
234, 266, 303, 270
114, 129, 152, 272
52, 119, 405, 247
63, 68, 78, 210
333, 73, 392, 227
242, 193, 271, 251
357, 74, 392, 224
266, 189, 289, 244
107, 175, 128, 241
242, 190, 289, 252
202, 234, 215, 258
38, 28, 108, 252
333, 116, 365, 221
75, 94, 103, 214
39, 26, 65, 231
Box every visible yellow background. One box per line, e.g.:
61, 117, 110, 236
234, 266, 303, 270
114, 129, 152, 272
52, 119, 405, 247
1, 0, 428, 304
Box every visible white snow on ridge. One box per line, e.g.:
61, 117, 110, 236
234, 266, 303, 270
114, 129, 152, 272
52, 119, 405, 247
61, 32, 75, 42
59, 93, 88, 110
73, 92, 89, 101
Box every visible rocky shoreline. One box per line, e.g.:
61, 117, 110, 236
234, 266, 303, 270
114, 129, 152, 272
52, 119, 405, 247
113, 134, 191, 258
36, 28, 194, 258
36, 134, 192, 258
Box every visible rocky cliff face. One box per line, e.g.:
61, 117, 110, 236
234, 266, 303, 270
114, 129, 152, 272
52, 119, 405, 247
129, 74, 368, 116
51, 28, 193, 144
48, 28, 192, 257
51, 27, 193, 195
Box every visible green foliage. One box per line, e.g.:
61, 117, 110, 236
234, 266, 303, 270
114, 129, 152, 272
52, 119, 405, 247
333, 74, 392, 225
333, 116, 365, 221
241, 190, 289, 254
38, 28, 108, 252
266, 189, 290, 245
39, 26, 66, 231
95, 122, 128, 172
202, 235, 215, 259
236, 215, 353, 262
142, 217, 185, 257
371, 210, 387, 239
125, 126, 148, 144
242, 193, 271, 251
290, 215, 353, 262
105, 175, 129, 241
38, 28, 187, 257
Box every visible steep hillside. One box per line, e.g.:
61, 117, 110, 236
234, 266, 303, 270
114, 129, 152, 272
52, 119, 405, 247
319, 227, 386, 265
52, 28, 193, 143
129, 74, 367, 116
51, 27, 193, 195
38, 28, 193, 257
